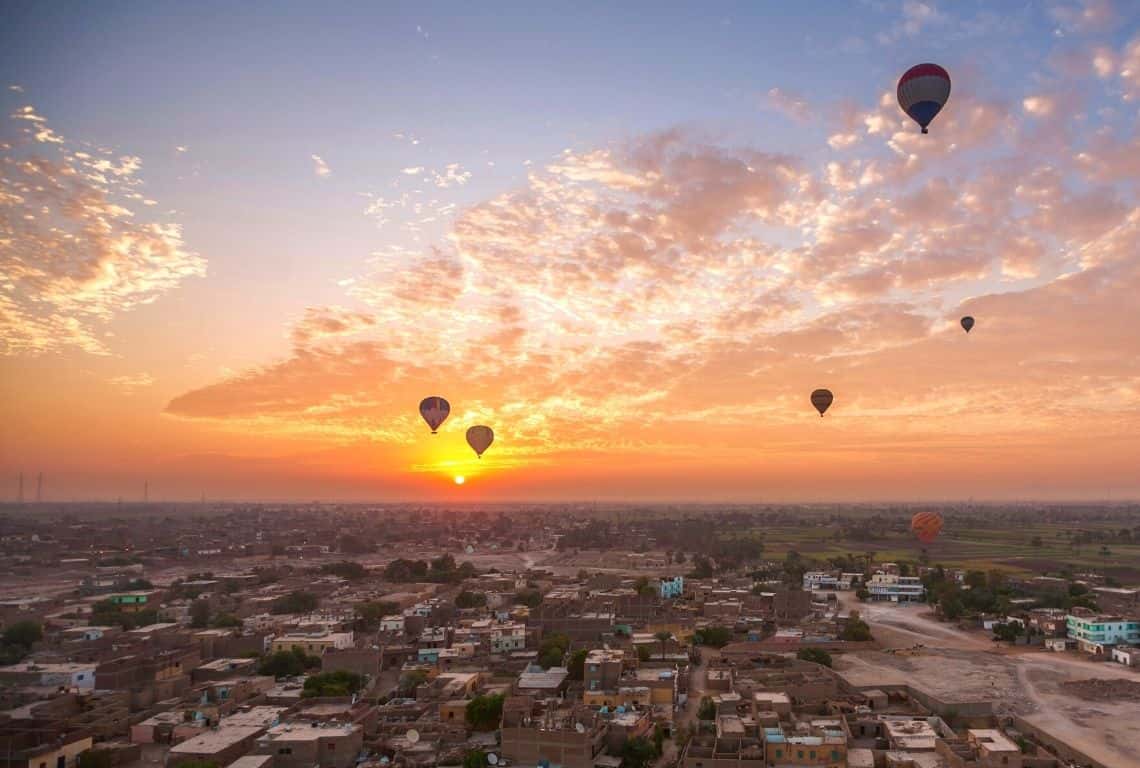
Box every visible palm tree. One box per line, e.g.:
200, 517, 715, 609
654, 630, 673, 660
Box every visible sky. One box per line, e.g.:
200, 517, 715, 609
2, 0, 1140, 502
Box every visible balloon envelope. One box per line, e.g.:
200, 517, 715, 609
810, 389, 834, 417
897, 63, 950, 134
466, 425, 494, 458
960, 316, 975, 333
419, 397, 450, 434
911, 511, 944, 544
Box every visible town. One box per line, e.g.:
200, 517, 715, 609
0, 504, 1137, 768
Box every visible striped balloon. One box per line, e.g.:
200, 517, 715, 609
911, 511, 944, 544
897, 63, 951, 134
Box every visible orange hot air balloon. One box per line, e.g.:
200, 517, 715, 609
911, 511, 944, 544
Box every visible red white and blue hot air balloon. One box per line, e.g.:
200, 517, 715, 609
897, 63, 951, 134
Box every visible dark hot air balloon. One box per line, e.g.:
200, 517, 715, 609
466, 425, 494, 458
911, 511, 944, 544
960, 316, 974, 333
810, 389, 834, 417
419, 397, 450, 434
897, 64, 951, 134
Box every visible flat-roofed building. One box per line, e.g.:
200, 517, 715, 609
269, 631, 353, 657
967, 729, 1022, 768
867, 573, 924, 603
167, 726, 265, 767
254, 722, 363, 768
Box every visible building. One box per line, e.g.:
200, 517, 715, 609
269, 631, 353, 657
657, 576, 684, 600
254, 722, 363, 768
762, 725, 846, 768
803, 572, 842, 591
517, 666, 570, 697
583, 650, 624, 694
1066, 614, 1140, 655
0, 726, 92, 768
0, 663, 97, 690
966, 729, 1022, 768
499, 698, 607, 768
866, 573, 925, 603
491, 623, 527, 653
167, 726, 265, 767
1111, 645, 1139, 667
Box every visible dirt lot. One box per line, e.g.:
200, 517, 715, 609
834, 598, 1140, 767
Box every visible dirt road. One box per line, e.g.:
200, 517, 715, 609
833, 598, 1140, 767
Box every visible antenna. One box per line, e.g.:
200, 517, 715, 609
36, 472, 42, 503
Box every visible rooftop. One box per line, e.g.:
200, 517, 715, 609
169, 726, 264, 754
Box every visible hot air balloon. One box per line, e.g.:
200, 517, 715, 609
911, 511, 944, 544
466, 425, 494, 458
960, 316, 975, 333
810, 389, 834, 417
897, 64, 951, 134
419, 397, 450, 434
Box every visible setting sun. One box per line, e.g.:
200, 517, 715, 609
453, 476, 465, 486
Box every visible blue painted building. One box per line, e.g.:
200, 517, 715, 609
658, 576, 684, 600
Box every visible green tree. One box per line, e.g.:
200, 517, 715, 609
567, 648, 589, 681
2, 620, 43, 648
855, 587, 870, 602
654, 630, 673, 660
190, 599, 211, 628
210, 613, 242, 628
840, 611, 873, 642
78, 751, 114, 768
620, 736, 661, 768
319, 561, 367, 580
515, 589, 543, 608
538, 633, 570, 669
270, 590, 319, 615
693, 626, 732, 648
462, 751, 487, 768
398, 669, 428, 696
697, 696, 716, 721
302, 670, 365, 697
259, 648, 320, 677
796, 648, 833, 667
636, 644, 653, 662
465, 693, 505, 731
455, 591, 487, 609
354, 600, 400, 632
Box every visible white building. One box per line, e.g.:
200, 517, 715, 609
1066, 614, 1140, 655
379, 615, 405, 633
866, 573, 925, 603
803, 571, 842, 591
491, 623, 527, 653
1111, 645, 1139, 667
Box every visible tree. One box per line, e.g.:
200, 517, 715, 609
78, 751, 114, 768
675, 552, 686, 564
796, 648, 833, 668
190, 599, 211, 628
319, 561, 367, 580
568, 648, 588, 680
636, 644, 653, 662
654, 630, 673, 660
465, 693, 505, 731
398, 669, 428, 696
169, 761, 218, 768
3, 620, 43, 648
455, 591, 487, 609
259, 648, 320, 677
840, 611, 872, 642
270, 590, 318, 615
992, 622, 1023, 644
354, 600, 400, 632
302, 670, 364, 697
855, 587, 870, 602
462, 751, 487, 768
577, 569, 590, 581
620, 736, 661, 768
514, 589, 542, 608
697, 696, 716, 720
210, 613, 242, 628
688, 556, 714, 579
1031, 536, 1043, 548
693, 626, 732, 648
538, 633, 570, 669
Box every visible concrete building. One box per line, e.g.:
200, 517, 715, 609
803, 572, 842, 591
966, 729, 1022, 768
490, 623, 527, 653
254, 722, 363, 768
0, 663, 97, 690
269, 631, 353, 657
583, 650, 624, 694
1111, 645, 1139, 666
657, 576, 684, 600
499, 698, 606, 768
762, 725, 846, 767
167, 726, 265, 767
1066, 614, 1140, 654
866, 573, 925, 603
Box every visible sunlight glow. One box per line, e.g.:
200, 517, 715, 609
454, 475, 465, 485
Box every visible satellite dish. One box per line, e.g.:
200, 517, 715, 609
406, 729, 420, 744
574, 722, 585, 734
488, 755, 499, 766
465, 545, 475, 554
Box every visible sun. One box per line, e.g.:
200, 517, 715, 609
453, 475, 465, 485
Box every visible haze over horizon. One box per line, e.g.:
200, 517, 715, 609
3, 1, 1140, 502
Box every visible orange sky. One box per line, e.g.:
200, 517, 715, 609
3, 6, 1140, 502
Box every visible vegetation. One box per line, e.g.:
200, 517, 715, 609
270, 590, 319, 615
77, 751, 114, 768
696, 696, 716, 721
465, 693, 505, 731
169, 761, 218, 768
538, 633, 570, 669
383, 555, 477, 583
514, 588, 543, 608
190, 599, 211, 628
462, 751, 487, 768
796, 647, 833, 667
398, 669, 428, 696
455, 590, 487, 609
302, 669, 365, 697
89, 601, 161, 630
353, 600, 400, 632
258, 647, 321, 677
992, 622, 1024, 644
620, 735, 662, 768
211, 612, 242, 628
654, 630, 673, 659
840, 611, 873, 642
0, 620, 43, 664
567, 648, 588, 680
318, 561, 368, 580
636, 644, 653, 662
693, 625, 733, 648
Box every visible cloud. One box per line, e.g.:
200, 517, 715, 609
766, 87, 811, 122
311, 154, 331, 178
1, 105, 205, 356
877, 0, 947, 44
289, 306, 377, 347
109, 372, 155, 394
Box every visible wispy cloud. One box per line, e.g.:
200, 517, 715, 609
311, 153, 331, 178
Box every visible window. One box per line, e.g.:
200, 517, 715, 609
278, 748, 292, 755
327, 743, 335, 751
